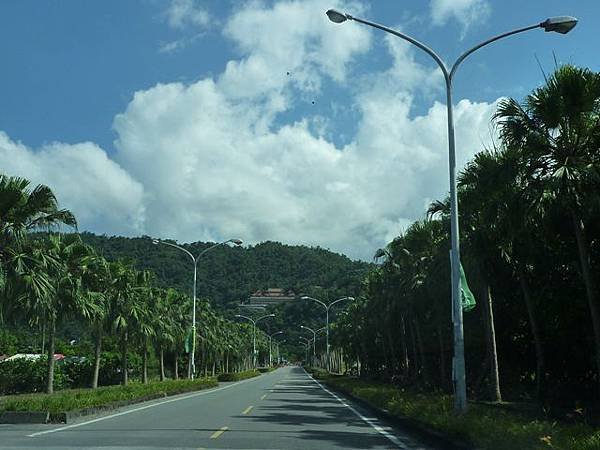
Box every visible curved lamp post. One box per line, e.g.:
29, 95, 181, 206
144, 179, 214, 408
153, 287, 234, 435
153, 238, 242, 379
299, 337, 312, 365
275, 338, 286, 365
301, 296, 354, 372
326, 8, 577, 413
268, 331, 284, 366
235, 313, 275, 367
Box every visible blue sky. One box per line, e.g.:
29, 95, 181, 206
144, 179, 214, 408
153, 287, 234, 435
0, 0, 597, 259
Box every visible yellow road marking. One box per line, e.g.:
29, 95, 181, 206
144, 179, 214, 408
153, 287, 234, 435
260, 394, 267, 400
210, 426, 228, 439
242, 405, 254, 415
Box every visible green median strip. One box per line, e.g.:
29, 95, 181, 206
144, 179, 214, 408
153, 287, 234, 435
217, 370, 261, 382
0, 378, 218, 422
324, 377, 600, 450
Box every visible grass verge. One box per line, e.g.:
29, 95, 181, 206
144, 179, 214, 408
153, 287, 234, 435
217, 370, 260, 382
324, 377, 600, 450
0, 378, 217, 414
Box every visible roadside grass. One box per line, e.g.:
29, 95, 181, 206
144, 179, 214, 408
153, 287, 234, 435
325, 378, 600, 450
217, 369, 260, 382
0, 378, 217, 414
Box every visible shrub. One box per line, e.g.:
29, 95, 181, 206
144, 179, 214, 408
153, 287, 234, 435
217, 370, 260, 382
0, 358, 68, 394
0, 377, 218, 414
62, 357, 93, 388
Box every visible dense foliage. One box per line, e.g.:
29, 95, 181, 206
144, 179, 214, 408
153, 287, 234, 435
331, 65, 600, 416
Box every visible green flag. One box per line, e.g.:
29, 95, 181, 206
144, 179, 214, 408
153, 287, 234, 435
460, 263, 476, 312
184, 328, 193, 353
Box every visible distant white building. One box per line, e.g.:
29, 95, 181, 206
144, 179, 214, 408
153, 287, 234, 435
248, 288, 296, 305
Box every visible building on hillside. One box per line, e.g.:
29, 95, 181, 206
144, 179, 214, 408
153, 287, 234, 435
247, 288, 296, 305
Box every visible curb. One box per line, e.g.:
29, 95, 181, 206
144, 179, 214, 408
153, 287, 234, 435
0, 411, 50, 424
322, 380, 478, 450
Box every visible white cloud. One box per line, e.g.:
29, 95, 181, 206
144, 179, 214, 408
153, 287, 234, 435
0, 132, 145, 236
0, 0, 499, 260
430, 0, 491, 34
164, 0, 210, 29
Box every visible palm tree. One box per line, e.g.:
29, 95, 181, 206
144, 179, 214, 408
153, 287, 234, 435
80, 253, 111, 388
108, 261, 138, 386
494, 64, 600, 391
0, 174, 76, 323
0, 175, 76, 248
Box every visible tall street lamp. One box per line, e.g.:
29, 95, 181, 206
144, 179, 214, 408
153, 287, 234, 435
301, 296, 354, 372
153, 238, 242, 379
325, 8, 577, 413
299, 337, 312, 365
275, 339, 286, 365
268, 331, 284, 366
235, 313, 275, 367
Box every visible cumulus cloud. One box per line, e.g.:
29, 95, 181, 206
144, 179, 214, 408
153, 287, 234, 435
430, 0, 491, 34
0, 0, 499, 260
164, 0, 210, 29
0, 132, 145, 236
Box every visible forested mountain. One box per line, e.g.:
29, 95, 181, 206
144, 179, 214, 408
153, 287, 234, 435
77, 233, 371, 360
79, 233, 370, 311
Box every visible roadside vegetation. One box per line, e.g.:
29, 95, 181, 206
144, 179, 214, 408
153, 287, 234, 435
327, 65, 600, 423
0, 377, 217, 414
217, 369, 260, 382
325, 377, 600, 450
0, 175, 277, 396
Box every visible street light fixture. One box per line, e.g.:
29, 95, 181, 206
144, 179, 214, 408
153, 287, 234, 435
301, 296, 354, 372
325, 7, 577, 413
234, 313, 275, 367
541, 16, 578, 34
153, 237, 242, 379
268, 331, 284, 367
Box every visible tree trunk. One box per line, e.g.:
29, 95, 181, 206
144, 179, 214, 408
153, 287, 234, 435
437, 322, 447, 390
572, 211, 600, 395
46, 316, 56, 394
92, 324, 102, 389
400, 314, 410, 376
142, 336, 148, 384
414, 317, 428, 385
41, 319, 46, 354
408, 316, 418, 379
173, 352, 179, 380
517, 265, 545, 400
481, 282, 501, 402
159, 346, 165, 381
121, 331, 128, 386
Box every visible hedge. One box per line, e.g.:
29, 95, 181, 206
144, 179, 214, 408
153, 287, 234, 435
0, 377, 218, 414
217, 370, 260, 382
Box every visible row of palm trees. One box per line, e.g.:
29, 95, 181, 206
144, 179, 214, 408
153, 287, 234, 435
332, 65, 600, 405
0, 175, 261, 393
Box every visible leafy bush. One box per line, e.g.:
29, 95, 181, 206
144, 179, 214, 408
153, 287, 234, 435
96, 351, 142, 386
62, 357, 93, 388
0, 377, 218, 414
217, 370, 260, 381
0, 358, 68, 394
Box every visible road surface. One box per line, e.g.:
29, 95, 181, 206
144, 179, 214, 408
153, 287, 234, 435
0, 366, 435, 449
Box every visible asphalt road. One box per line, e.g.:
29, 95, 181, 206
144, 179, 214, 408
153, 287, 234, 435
0, 366, 435, 449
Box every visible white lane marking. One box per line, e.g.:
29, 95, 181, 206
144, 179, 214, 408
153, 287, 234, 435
303, 370, 409, 449
27, 375, 268, 438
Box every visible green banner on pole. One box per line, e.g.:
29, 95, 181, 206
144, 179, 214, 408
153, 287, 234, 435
460, 262, 476, 312
184, 328, 193, 353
